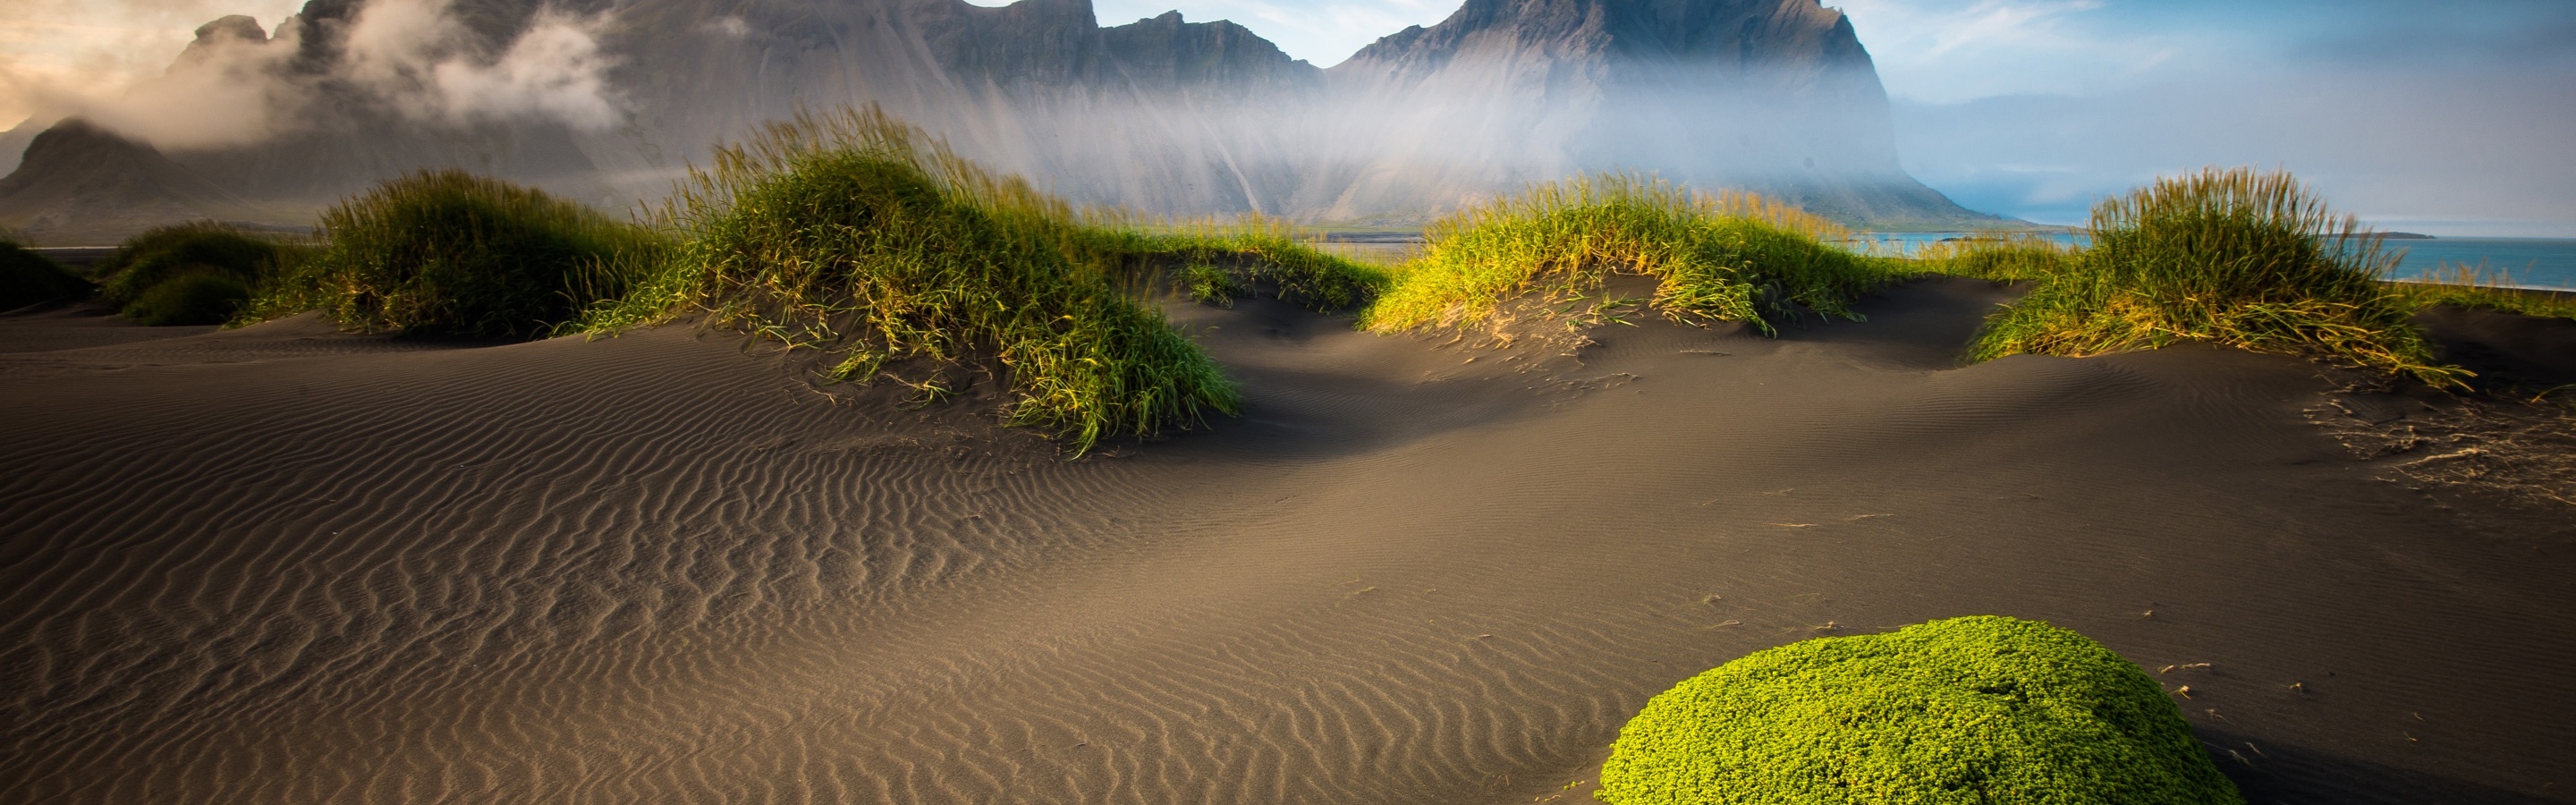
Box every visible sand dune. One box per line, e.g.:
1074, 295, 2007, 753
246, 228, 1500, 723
3, 279, 2572, 803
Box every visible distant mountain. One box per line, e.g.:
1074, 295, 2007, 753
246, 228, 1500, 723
0, 120, 293, 245
1312, 0, 1982, 225
0, 0, 2003, 243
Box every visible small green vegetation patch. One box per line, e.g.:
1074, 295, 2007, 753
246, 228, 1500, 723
1097, 216, 1389, 312
98, 221, 292, 309
2390, 263, 2576, 323
0, 239, 90, 310
253, 170, 665, 337
125, 272, 251, 326
1966, 168, 2460, 386
1911, 233, 2077, 284
580, 107, 1241, 453
1598, 615, 2242, 805
1361, 174, 1902, 337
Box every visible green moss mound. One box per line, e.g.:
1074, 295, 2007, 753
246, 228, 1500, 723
257, 169, 665, 337
1361, 174, 1902, 337
125, 272, 251, 326
580, 107, 1248, 453
1966, 168, 2459, 386
0, 240, 90, 310
1598, 615, 2243, 805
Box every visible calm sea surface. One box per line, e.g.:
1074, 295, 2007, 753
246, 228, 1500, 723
1846, 233, 2576, 291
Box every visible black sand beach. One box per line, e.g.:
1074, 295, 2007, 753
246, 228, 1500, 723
3, 278, 2572, 803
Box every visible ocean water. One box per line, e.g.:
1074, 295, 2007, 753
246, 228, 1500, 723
1846, 233, 2576, 290
2383, 238, 2576, 290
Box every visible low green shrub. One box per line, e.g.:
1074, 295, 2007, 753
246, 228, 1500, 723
125, 272, 251, 326
0, 239, 90, 309
1360, 174, 1902, 336
252, 170, 665, 337
578, 106, 1243, 453
1967, 168, 2460, 386
1598, 615, 2242, 805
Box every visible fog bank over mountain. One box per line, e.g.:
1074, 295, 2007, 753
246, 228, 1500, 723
0, 0, 2001, 242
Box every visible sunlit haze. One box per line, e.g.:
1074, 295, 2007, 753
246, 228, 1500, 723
12, 0, 2574, 234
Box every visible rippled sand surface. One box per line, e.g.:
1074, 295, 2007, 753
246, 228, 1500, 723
4, 282, 2572, 803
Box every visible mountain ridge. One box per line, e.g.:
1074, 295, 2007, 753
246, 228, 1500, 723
0, 0, 2004, 244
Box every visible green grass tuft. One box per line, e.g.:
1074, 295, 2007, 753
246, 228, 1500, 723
1962, 168, 2461, 386
97, 221, 292, 300
0, 237, 90, 310
246, 170, 665, 337
1911, 233, 2078, 283
2389, 262, 2576, 322
577, 106, 1259, 454
1360, 174, 1902, 337
125, 272, 252, 326
1097, 215, 1392, 312
1597, 615, 2244, 805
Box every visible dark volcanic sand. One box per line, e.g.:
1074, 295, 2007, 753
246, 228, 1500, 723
2, 280, 2572, 803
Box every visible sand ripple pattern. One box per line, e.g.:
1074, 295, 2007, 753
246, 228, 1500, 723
4, 282, 2573, 804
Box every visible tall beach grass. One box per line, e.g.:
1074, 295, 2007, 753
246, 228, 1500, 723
244, 170, 666, 337
579, 106, 1301, 453
1360, 174, 1902, 337
1093, 214, 1390, 311
1909, 233, 2077, 283
1961, 167, 2464, 386
97, 221, 308, 326
2390, 261, 2576, 322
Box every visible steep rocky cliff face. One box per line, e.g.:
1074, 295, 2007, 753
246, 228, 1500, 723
1, 0, 1995, 242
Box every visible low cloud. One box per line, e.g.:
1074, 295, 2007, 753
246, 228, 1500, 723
5, 0, 623, 152
342, 0, 625, 131
63, 17, 301, 149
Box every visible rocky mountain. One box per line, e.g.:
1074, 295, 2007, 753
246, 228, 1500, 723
1311, 0, 1967, 223
0, 120, 294, 245
0, 0, 2000, 243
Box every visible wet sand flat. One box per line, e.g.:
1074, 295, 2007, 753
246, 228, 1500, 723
3, 278, 2572, 803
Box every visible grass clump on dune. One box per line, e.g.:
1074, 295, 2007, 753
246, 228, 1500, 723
1361, 174, 1901, 337
95, 222, 303, 326
1598, 615, 2243, 805
580, 107, 1250, 453
126, 273, 253, 326
1911, 233, 2078, 283
245, 169, 665, 337
1965, 168, 2462, 386
2390, 262, 2576, 322
1097, 215, 1390, 311
0, 236, 90, 310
